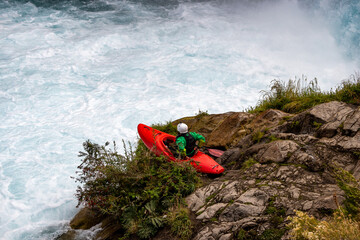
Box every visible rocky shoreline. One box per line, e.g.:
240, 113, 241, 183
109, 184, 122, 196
60, 101, 360, 240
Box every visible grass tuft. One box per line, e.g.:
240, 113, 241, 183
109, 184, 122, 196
248, 74, 360, 114
242, 157, 258, 170
167, 206, 193, 240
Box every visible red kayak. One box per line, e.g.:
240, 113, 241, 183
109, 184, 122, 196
137, 123, 224, 174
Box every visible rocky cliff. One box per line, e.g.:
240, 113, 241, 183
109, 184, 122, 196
63, 101, 360, 240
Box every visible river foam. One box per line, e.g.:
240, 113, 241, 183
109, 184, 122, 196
0, 0, 359, 239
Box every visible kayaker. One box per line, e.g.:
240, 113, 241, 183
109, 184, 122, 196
176, 123, 205, 158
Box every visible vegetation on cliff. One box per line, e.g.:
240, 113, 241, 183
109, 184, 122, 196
74, 122, 200, 239
249, 74, 360, 113
288, 210, 360, 240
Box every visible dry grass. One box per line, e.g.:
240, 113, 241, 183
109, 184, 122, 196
287, 210, 360, 240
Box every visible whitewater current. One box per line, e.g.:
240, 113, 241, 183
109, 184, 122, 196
0, 0, 359, 239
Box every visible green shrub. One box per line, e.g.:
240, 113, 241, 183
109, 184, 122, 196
336, 74, 360, 105
259, 228, 286, 240
287, 210, 360, 240
332, 166, 360, 216
195, 110, 209, 119
248, 74, 360, 114
237, 228, 247, 240
74, 138, 200, 239
167, 206, 193, 240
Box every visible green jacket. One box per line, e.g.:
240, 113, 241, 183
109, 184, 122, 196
176, 132, 205, 156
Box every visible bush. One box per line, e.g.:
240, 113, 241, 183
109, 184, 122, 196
248, 74, 360, 114
167, 206, 193, 240
332, 166, 360, 216
336, 74, 360, 105
195, 110, 209, 119
74, 138, 200, 239
287, 210, 360, 240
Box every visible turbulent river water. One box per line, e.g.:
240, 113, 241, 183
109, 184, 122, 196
0, 0, 359, 239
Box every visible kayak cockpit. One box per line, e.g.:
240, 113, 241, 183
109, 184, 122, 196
163, 138, 179, 158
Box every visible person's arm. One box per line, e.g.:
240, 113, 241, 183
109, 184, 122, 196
190, 132, 205, 143
176, 136, 186, 151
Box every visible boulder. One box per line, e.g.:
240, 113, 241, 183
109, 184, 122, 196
289, 150, 324, 172
186, 182, 226, 212
236, 189, 269, 206
343, 107, 360, 136
257, 140, 300, 163
336, 132, 360, 151
308, 101, 353, 123
219, 203, 266, 222
196, 203, 228, 220
207, 112, 253, 147
70, 208, 105, 230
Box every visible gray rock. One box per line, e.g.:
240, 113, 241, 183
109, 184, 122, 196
336, 133, 360, 151
318, 121, 342, 138
343, 107, 360, 136
196, 203, 227, 220
274, 133, 318, 145
193, 226, 215, 240
313, 195, 345, 210
219, 233, 232, 240
258, 140, 299, 163
218, 181, 240, 203
219, 203, 265, 222
67, 101, 360, 240
308, 101, 353, 123
217, 148, 242, 166
289, 150, 324, 172
288, 185, 301, 199
302, 201, 313, 211
186, 182, 225, 212
237, 188, 269, 206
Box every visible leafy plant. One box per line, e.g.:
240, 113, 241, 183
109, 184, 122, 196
166, 206, 193, 240
287, 210, 360, 240
74, 138, 200, 239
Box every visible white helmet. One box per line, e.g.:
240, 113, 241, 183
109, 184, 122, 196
177, 123, 188, 134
